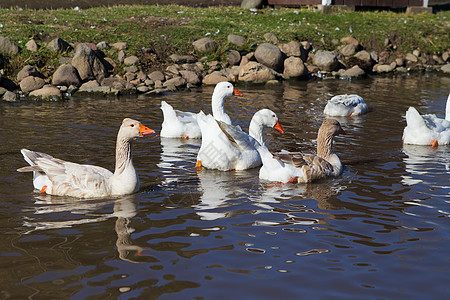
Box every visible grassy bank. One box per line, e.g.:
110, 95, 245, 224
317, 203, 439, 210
0, 5, 449, 77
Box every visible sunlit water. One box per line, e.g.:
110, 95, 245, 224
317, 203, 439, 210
1, 73, 449, 299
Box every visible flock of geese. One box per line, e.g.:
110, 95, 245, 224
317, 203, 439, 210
17, 81, 450, 199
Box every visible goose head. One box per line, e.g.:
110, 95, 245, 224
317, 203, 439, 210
118, 118, 155, 141
318, 119, 346, 139
253, 109, 284, 133
213, 81, 242, 99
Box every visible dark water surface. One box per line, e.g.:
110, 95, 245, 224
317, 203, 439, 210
1, 73, 449, 299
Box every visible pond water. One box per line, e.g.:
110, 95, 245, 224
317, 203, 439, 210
0, 73, 449, 299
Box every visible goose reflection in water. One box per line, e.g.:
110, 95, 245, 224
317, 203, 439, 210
401, 144, 450, 188
22, 194, 153, 263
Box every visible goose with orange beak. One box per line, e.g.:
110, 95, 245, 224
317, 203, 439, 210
18, 118, 155, 198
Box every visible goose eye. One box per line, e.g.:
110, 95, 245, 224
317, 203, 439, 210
130, 124, 135, 127
272, 114, 276, 118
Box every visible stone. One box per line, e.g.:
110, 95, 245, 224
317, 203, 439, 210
137, 85, 150, 93
124, 55, 140, 65
111, 42, 128, 50
395, 58, 405, 67
413, 49, 420, 57
432, 55, 444, 65
227, 34, 247, 47
124, 66, 139, 73
163, 76, 186, 89
441, 64, 450, 73
17, 65, 44, 82
264, 33, 278, 44
96, 41, 109, 50
255, 43, 284, 72
0, 36, 21, 55
241, 0, 264, 9
340, 44, 356, 57
374, 64, 395, 73
283, 57, 307, 78
71, 43, 107, 82
25, 39, 39, 52
179, 70, 201, 85
192, 38, 218, 53
79, 80, 113, 93
227, 50, 241, 66
101, 77, 129, 90
354, 50, 373, 65
169, 54, 196, 64
442, 52, 449, 62
405, 53, 418, 63
117, 50, 125, 63
279, 41, 305, 60
52, 64, 81, 87
238, 61, 277, 83
301, 41, 312, 53
312, 50, 338, 72
202, 72, 229, 85
29, 85, 62, 99
340, 65, 366, 78
47, 38, 72, 53
3, 91, 17, 102
340, 36, 360, 47
148, 71, 165, 82
20, 76, 45, 93
166, 65, 179, 76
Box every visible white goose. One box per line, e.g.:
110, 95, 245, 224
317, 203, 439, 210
323, 94, 368, 117
402, 94, 450, 147
160, 81, 242, 139
195, 109, 284, 171
257, 119, 346, 183
17, 118, 155, 198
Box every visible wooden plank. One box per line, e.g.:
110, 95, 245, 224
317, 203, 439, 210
407, 0, 424, 6
361, 0, 378, 5
377, 0, 393, 6
340, 0, 362, 6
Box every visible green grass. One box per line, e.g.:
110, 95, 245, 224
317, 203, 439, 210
0, 5, 449, 78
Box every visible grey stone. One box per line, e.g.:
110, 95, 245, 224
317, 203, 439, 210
111, 42, 128, 50
124, 55, 140, 65
148, 71, 165, 82
96, 41, 109, 50
17, 65, 44, 82
202, 71, 229, 85
375, 64, 395, 73
47, 38, 72, 53
340, 36, 360, 47
29, 85, 62, 99
163, 76, 186, 89
71, 43, 107, 82
255, 43, 284, 72
3, 90, 18, 102
312, 50, 338, 72
264, 33, 278, 44
20, 76, 45, 93
25, 39, 39, 52
169, 54, 196, 64
283, 56, 307, 78
101, 77, 129, 90
238, 61, 277, 83
354, 50, 373, 65
227, 50, 241, 66
52, 64, 81, 87
227, 34, 247, 47
124, 65, 139, 73
441, 63, 450, 73
340, 44, 356, 57
405, 53, 418, 63
179, 70, 201, 85
340, 65, 366, 78
192, 38, 218, 53
0, 36, 21, 55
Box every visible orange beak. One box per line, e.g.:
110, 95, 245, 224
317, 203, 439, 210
273, 121, 284, 134
233, 88, 242, 96
139, 124, 156, 136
